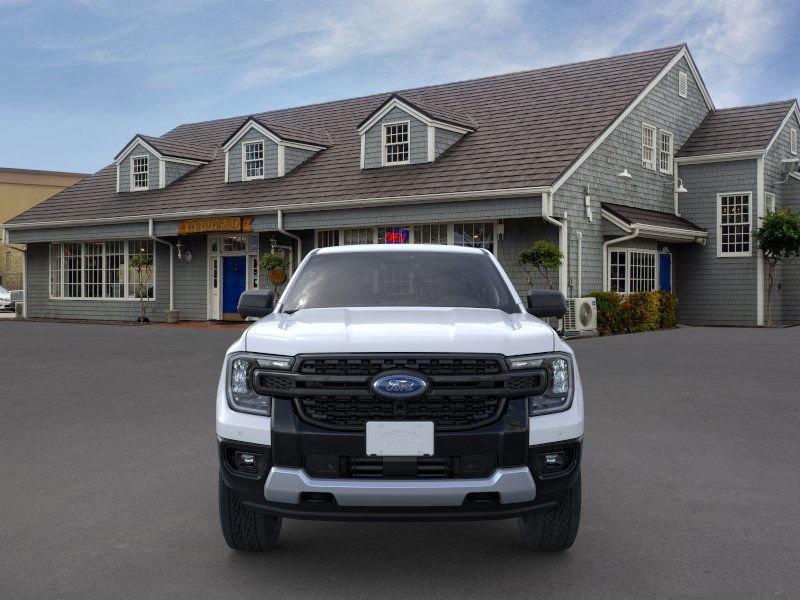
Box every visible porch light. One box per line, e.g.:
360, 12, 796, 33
676, 178, 688, 194
616, 167, 633, 181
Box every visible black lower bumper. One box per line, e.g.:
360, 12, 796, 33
219, 396, 580, 521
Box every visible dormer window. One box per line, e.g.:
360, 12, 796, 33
383, 122, 410, 165
131, 156, 149, 190
243, 141, 265, 179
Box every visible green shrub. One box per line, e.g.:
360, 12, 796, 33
590, 290, 678, 335
657, 291, 678, 328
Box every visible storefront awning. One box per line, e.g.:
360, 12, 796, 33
601, 203, 707, 243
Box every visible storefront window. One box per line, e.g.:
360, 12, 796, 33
453, 222, 494, 251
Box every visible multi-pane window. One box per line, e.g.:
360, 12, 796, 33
383, 122, 410, 165
243, 141, 264, 179
766, 192, 776, 214
131, 156, 149, 190
659, 131, 674, 174
128, 239, 154, 299
718, 193, 752, 256
609, 250, 626, 292
378, 226, 411, 244
413, 224, 448, 245
642, 123, 656, 170
105, 241, 126, 298
791, 128, 798, 155
49, 240, 155, 300
343, 228, 374, 245
317, 230, 340, 248
250, 257, 259, 289
678, 70, 688, 98
453, 222, 494, 251
608, 249, 656, 293
84, 242, 104, 298
222, 235, 247, 252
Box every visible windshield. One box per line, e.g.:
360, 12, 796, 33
280, 251, 519, 313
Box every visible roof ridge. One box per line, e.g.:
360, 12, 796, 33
167, 44, 686, 133
712, 99, 797, 112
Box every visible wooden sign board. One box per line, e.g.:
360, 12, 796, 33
178, 216, 254, 235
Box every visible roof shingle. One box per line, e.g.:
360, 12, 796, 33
11, 45, 686, 225
603, 202, 705, 232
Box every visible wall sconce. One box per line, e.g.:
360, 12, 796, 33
176, 240, 192, 262
675, 178, 688, 194
616, 167, 633, 182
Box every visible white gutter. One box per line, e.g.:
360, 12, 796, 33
277, 210, 302, 267
148, 219, 174, 312
541, 192, 568, 296
602, 228, 640, 291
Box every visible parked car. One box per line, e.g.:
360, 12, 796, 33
0, 285, 14, 311
217, 245, 583, 551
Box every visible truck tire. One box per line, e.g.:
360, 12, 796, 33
517, 473, 581, 551
219, 472, 282, 551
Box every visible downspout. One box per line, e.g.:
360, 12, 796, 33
277, 209, 302, 267
576, 231, 583, 298
673, 161, 681, 216
602, 228, 639, 291
148, 219, 174, 312
541, 192, 568, 296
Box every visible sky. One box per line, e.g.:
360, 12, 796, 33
1, 0, 798, 173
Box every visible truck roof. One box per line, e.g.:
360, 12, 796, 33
314, 244, 487, 255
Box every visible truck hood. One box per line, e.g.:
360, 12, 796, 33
244, 307, 555, 356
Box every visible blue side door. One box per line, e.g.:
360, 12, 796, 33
222, 256, 246, 314
659, 253, 672, 292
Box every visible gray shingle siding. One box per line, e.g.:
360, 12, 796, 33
765, 110, 800, 324
555, 57, 710, 297
363, 107, 427, 168
118, 143, 159, 192
674, 160, 758, 325
9, 223, 150, 244
284, 146, 317, 174
164, 161, 195, 186
282, 197, 542, 232
434, 128, 463, 159
24, 238, 207, 322
227, 128, 279, 182
497, 218, 559, 296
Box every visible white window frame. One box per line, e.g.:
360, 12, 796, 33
765, 192, 776, 214
790, 127, 797, 155
382, 120, 411, 166
678, 70, 688, 99
314, 222, 498, 255
130, 155, 149, 191
48, 240, 156, 301
642, 122, 657, 170
716, 192, 753, 257
659, 130, 674, 174
606, 248, 659, 293
242, 140, 265, 180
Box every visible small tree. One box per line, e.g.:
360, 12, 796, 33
519, 240, 563, 290
129, 250, 153, 323
259, 253, 290, 295
755, 209, 800, 326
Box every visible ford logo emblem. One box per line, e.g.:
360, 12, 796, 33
371, 373, 428, 399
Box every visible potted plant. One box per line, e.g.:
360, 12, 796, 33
519, 240, 563, 290
129, 250, 154, 323
259, 253, 290, 295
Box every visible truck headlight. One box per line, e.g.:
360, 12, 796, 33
225, 353, 292, 416
507, 353, 574, 416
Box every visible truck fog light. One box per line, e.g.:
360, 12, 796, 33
541, 452, 566, 470
233, 451, 260, 473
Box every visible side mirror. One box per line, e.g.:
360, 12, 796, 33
238, 289, 275, 319
526, 289, 566, 319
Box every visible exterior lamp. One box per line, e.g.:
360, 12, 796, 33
616, 167, 633, 181
676, 178, 688, 194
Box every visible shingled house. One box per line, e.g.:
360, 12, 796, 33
5, 44, 800, 325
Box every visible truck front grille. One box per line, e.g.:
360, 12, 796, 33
253, 353, 548, 432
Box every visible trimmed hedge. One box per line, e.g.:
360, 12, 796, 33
589, 291, 678, 335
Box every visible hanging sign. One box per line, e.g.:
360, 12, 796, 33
177, 216, 254, 235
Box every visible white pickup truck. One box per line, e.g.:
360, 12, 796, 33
216, 244, 584, 551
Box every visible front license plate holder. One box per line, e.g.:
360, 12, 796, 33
366, 421, 434, 456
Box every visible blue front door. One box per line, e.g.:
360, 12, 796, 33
223, 256, 246, 314
659, 253, 672, 292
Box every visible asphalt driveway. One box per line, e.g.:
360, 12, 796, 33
0, 321, 798, 599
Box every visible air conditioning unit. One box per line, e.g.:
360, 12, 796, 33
564, 297, 597, 334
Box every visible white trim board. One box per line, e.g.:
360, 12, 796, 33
114, 135, 207, 167
552, 46, 714, 193
221, 119, 327, 153
675, 150, 764, 165
600, 208, 707, 242
356, 96, 474, 136
763, 102, 800, 156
